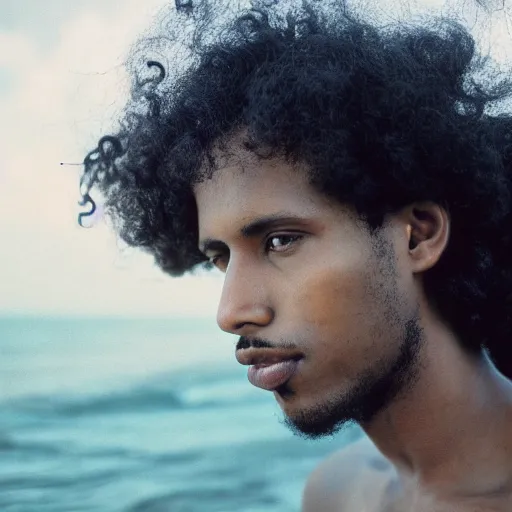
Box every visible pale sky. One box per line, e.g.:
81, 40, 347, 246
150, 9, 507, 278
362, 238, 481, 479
1, 0, 510, 317
0, 0, 226, 317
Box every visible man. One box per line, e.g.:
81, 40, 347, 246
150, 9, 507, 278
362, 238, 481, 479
78, 0, 512, 509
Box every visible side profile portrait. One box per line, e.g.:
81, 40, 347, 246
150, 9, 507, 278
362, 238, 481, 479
78, 0, 512, 510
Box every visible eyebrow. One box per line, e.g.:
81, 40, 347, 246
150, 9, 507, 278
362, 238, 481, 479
199, 212, 305, 254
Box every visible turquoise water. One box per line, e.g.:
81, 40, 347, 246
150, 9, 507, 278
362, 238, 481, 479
0, 317, 361, 511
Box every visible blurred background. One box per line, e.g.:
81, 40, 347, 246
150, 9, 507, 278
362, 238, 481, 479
0, 0, 511, 511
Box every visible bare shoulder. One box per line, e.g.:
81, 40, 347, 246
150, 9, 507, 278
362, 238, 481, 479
302, 435, 397, 512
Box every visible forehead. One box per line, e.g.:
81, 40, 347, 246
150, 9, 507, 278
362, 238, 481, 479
193, 152, 338, 238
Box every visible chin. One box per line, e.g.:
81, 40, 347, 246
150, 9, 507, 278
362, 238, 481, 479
272, 383, 352, 439
279, 398, 355, 439
274, 374, 389, 438
273, 316, 425, 437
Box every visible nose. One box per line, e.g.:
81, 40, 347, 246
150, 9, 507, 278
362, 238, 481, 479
216, 264, 274, 334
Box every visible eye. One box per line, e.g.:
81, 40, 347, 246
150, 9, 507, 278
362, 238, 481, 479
209, 255, 220, 265
265, 234, 303, 253
209, 254, 227, 270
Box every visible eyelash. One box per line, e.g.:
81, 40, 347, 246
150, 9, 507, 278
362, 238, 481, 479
209, 233, 304, 267
265, 233, 303, 252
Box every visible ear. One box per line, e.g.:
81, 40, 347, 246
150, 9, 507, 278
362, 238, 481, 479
402, 202, 450, 273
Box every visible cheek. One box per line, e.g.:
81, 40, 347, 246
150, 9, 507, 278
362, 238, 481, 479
291, 263, 384, 380
294, 262, 371, 329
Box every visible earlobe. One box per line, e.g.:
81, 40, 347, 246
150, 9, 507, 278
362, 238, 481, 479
407, 203, 450, 273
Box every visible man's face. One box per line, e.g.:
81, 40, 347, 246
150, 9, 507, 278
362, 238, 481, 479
193, 149, 424, 439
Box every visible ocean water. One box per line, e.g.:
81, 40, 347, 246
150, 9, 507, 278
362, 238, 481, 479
0, 317, 362, 512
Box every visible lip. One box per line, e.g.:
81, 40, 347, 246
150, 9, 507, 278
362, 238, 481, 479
235, 348, 303, 366
247, 359, 302, 391
236, 348, 304, 391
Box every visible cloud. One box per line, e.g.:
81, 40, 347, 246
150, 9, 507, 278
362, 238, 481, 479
1, 0, 511, 316
0, 0, 224, 317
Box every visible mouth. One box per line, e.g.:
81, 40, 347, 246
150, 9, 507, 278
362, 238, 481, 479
236, 348, 304, 391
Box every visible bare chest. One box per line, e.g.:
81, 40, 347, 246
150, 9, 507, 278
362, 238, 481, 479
349, 470, 512, 512
368, 478, 512, 512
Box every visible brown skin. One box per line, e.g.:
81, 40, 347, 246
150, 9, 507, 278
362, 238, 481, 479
193, 146, 512, 511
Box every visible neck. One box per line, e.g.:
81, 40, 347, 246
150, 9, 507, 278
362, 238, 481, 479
361, 320, 512, 502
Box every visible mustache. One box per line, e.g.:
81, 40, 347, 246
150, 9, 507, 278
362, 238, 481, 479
236, 336, 298, 351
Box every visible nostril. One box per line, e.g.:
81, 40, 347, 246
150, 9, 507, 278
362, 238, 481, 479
217, 304, 274, 334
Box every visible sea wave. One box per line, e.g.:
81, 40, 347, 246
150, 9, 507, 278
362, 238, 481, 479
4, 369, 265, 418
0, 318, 351, 512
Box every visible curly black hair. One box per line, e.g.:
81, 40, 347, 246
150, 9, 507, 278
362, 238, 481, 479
79, 0, 512, 378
